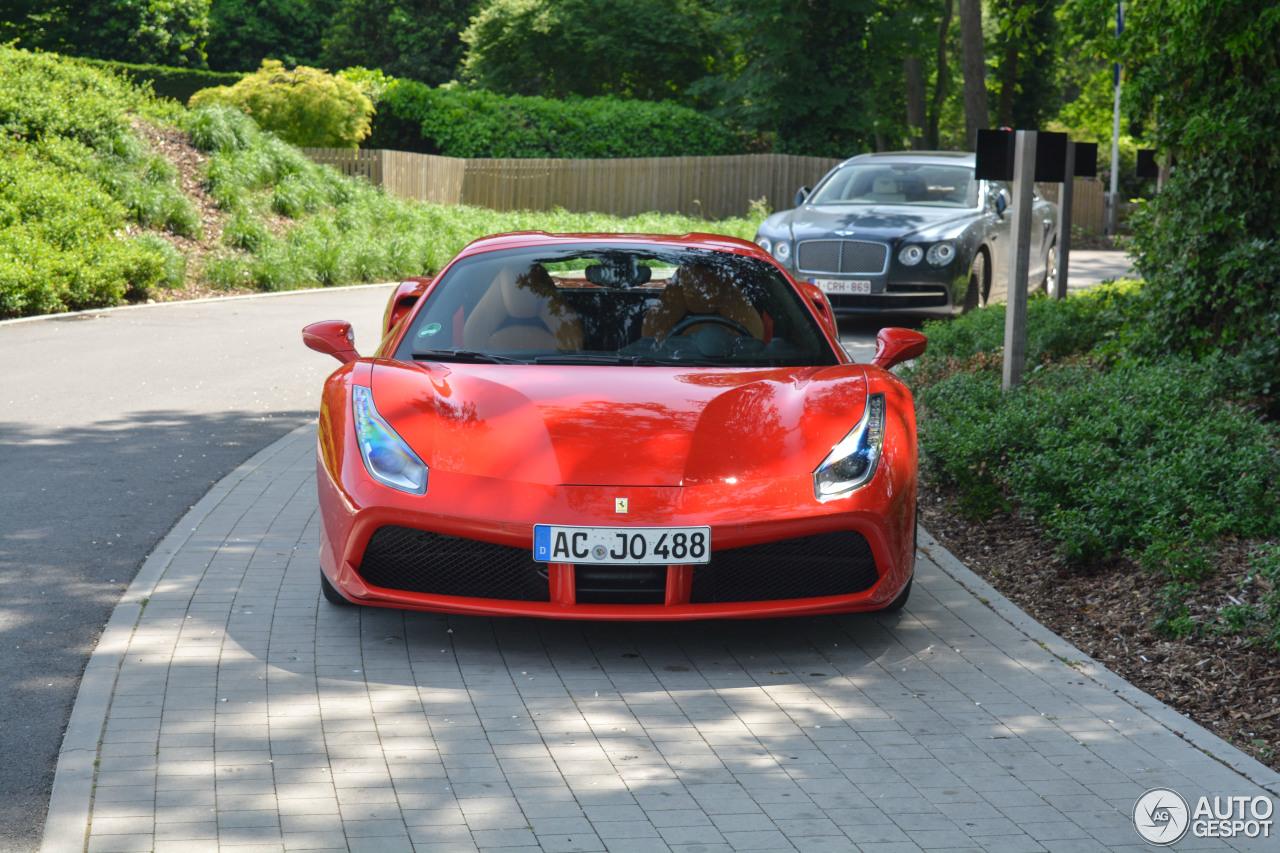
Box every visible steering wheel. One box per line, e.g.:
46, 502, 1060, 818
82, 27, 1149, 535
666, 313, 754, 338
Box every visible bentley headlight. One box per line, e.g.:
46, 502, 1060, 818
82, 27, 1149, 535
926, 242, 956, 266
773, 240, 791, 263
353, 385, 428, 494
898, 245, 924, 266
814, 393, 885, 501
755, 236, 772, 254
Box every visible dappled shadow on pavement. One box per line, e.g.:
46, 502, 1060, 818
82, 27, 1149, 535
0, 409, 314, 853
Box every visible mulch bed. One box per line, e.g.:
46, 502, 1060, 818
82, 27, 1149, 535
919, 481, 1280, 770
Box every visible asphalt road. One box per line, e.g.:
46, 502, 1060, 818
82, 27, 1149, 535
0, 288, 390, 852
0, 250, 1133, 852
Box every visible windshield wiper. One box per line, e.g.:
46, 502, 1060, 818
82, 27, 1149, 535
412, 349, 527, 364
533, 353, 728, 367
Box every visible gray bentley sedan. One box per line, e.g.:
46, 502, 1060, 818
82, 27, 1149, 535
753, 151, 1058, 315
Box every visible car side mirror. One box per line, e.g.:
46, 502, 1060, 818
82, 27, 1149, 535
871, 327, 928, 370
303, 320, 359, 364
794, 186, 811, 207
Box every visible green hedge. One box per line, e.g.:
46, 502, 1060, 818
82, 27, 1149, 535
366, 81, 744, 159
72, 57, 244, 105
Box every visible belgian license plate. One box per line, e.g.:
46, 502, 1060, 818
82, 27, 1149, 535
533, 525, 710, 564
812, 278, 872, 294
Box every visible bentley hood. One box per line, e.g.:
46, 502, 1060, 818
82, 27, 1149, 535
783, 204, 977, 243
369, 361, 871, 487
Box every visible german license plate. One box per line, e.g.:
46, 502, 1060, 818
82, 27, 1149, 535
533, 525, 710, 564
811, 278, 872, 294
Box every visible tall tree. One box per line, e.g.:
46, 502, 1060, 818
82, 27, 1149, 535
957, 0, 987, 148
322, 0, 479, 85
205, 0, 341, 72
989, 0, 1059, 129
0, 0, 211, 66
461, 0, 722, 101
698, 0, 899, 157
1111, 0, 1280, 389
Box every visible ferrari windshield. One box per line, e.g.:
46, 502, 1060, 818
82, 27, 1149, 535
395, 244, 840, 367
807, 162, 978, 208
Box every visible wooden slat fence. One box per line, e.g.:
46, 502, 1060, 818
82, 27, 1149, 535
302, 148, 840, 219
303, 148, 1106, 230
1037, 179, 1106, 235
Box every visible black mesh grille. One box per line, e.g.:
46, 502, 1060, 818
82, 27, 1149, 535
798, 240, 888, 274
690, 530, 879, 603
358, 526, 550, 602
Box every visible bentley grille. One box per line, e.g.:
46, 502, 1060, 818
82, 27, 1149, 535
797, 240, 889, 275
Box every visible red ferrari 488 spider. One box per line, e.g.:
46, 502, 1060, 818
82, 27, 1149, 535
303, 232, 926, 619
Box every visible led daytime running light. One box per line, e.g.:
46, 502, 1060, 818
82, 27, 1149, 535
814, 393, 885, 501
353, 385, 428, 495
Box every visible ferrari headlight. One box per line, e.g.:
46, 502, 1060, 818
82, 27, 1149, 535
353, 385, 428, 494
755, 236, 772, 254
773, 240, 791, 263
898, 244, 924, 266
814, 393, 885, 501
926, 242, 956, 266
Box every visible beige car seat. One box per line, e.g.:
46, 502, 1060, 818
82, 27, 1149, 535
463, 264, 583, 351
641, 264, 764, 343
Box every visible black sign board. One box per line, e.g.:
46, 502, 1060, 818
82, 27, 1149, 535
1033, 132, 1067, 182
1136, 148, 1160, 179
975, 129, 1015, 181
1073, 142, 1098, 178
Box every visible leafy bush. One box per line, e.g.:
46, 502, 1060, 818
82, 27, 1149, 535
189, 60, 374, 148
72, 58, 244, 105
1118, 0, 1280, 408
367, 80, 743, 158
905, 293, 1280, 576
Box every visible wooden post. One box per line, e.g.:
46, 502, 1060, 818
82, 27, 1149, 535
1003, 130, 1037, 391
1055, 141, 1075, 299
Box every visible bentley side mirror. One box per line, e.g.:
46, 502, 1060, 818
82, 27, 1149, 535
794, 186, 811, 207
871, 327, 928, 370
303, 320, 359, 364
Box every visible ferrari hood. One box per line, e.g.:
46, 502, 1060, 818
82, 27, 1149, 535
788, 204, 976, 243
369, 361, 870, 487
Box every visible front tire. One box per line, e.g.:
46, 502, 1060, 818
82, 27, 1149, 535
1039, 242, 1057, 294
321, 570, 355, 606
962, 250, 988, 312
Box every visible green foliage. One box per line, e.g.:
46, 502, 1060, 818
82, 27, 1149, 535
206, 0, 341, 72
905, 291, 1280, 576
691, 0, 909, 156
73, 58, 244, 105
4, 0, 213, 67
461, 0, 721, 102
989, 0, 1060, 130
0, 47, 201, 316
368, 79, 742, 158
320, 0, 478, 86
1111, 0, 1280, 403
189, 60, 374, 148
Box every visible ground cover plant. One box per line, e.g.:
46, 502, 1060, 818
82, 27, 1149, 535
0, 48, 764, 319
904, 285, 1280, 766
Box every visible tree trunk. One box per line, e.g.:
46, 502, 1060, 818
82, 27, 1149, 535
904, 55, 926, 150
928, 0, 954, 149
958, 0, 987, 149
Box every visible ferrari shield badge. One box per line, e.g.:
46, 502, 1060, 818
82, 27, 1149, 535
615, 498, 628, 514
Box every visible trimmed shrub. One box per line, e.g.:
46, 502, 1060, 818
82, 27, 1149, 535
366, 80, 743, 158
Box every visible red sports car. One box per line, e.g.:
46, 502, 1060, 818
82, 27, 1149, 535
303, 232, 926, 619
